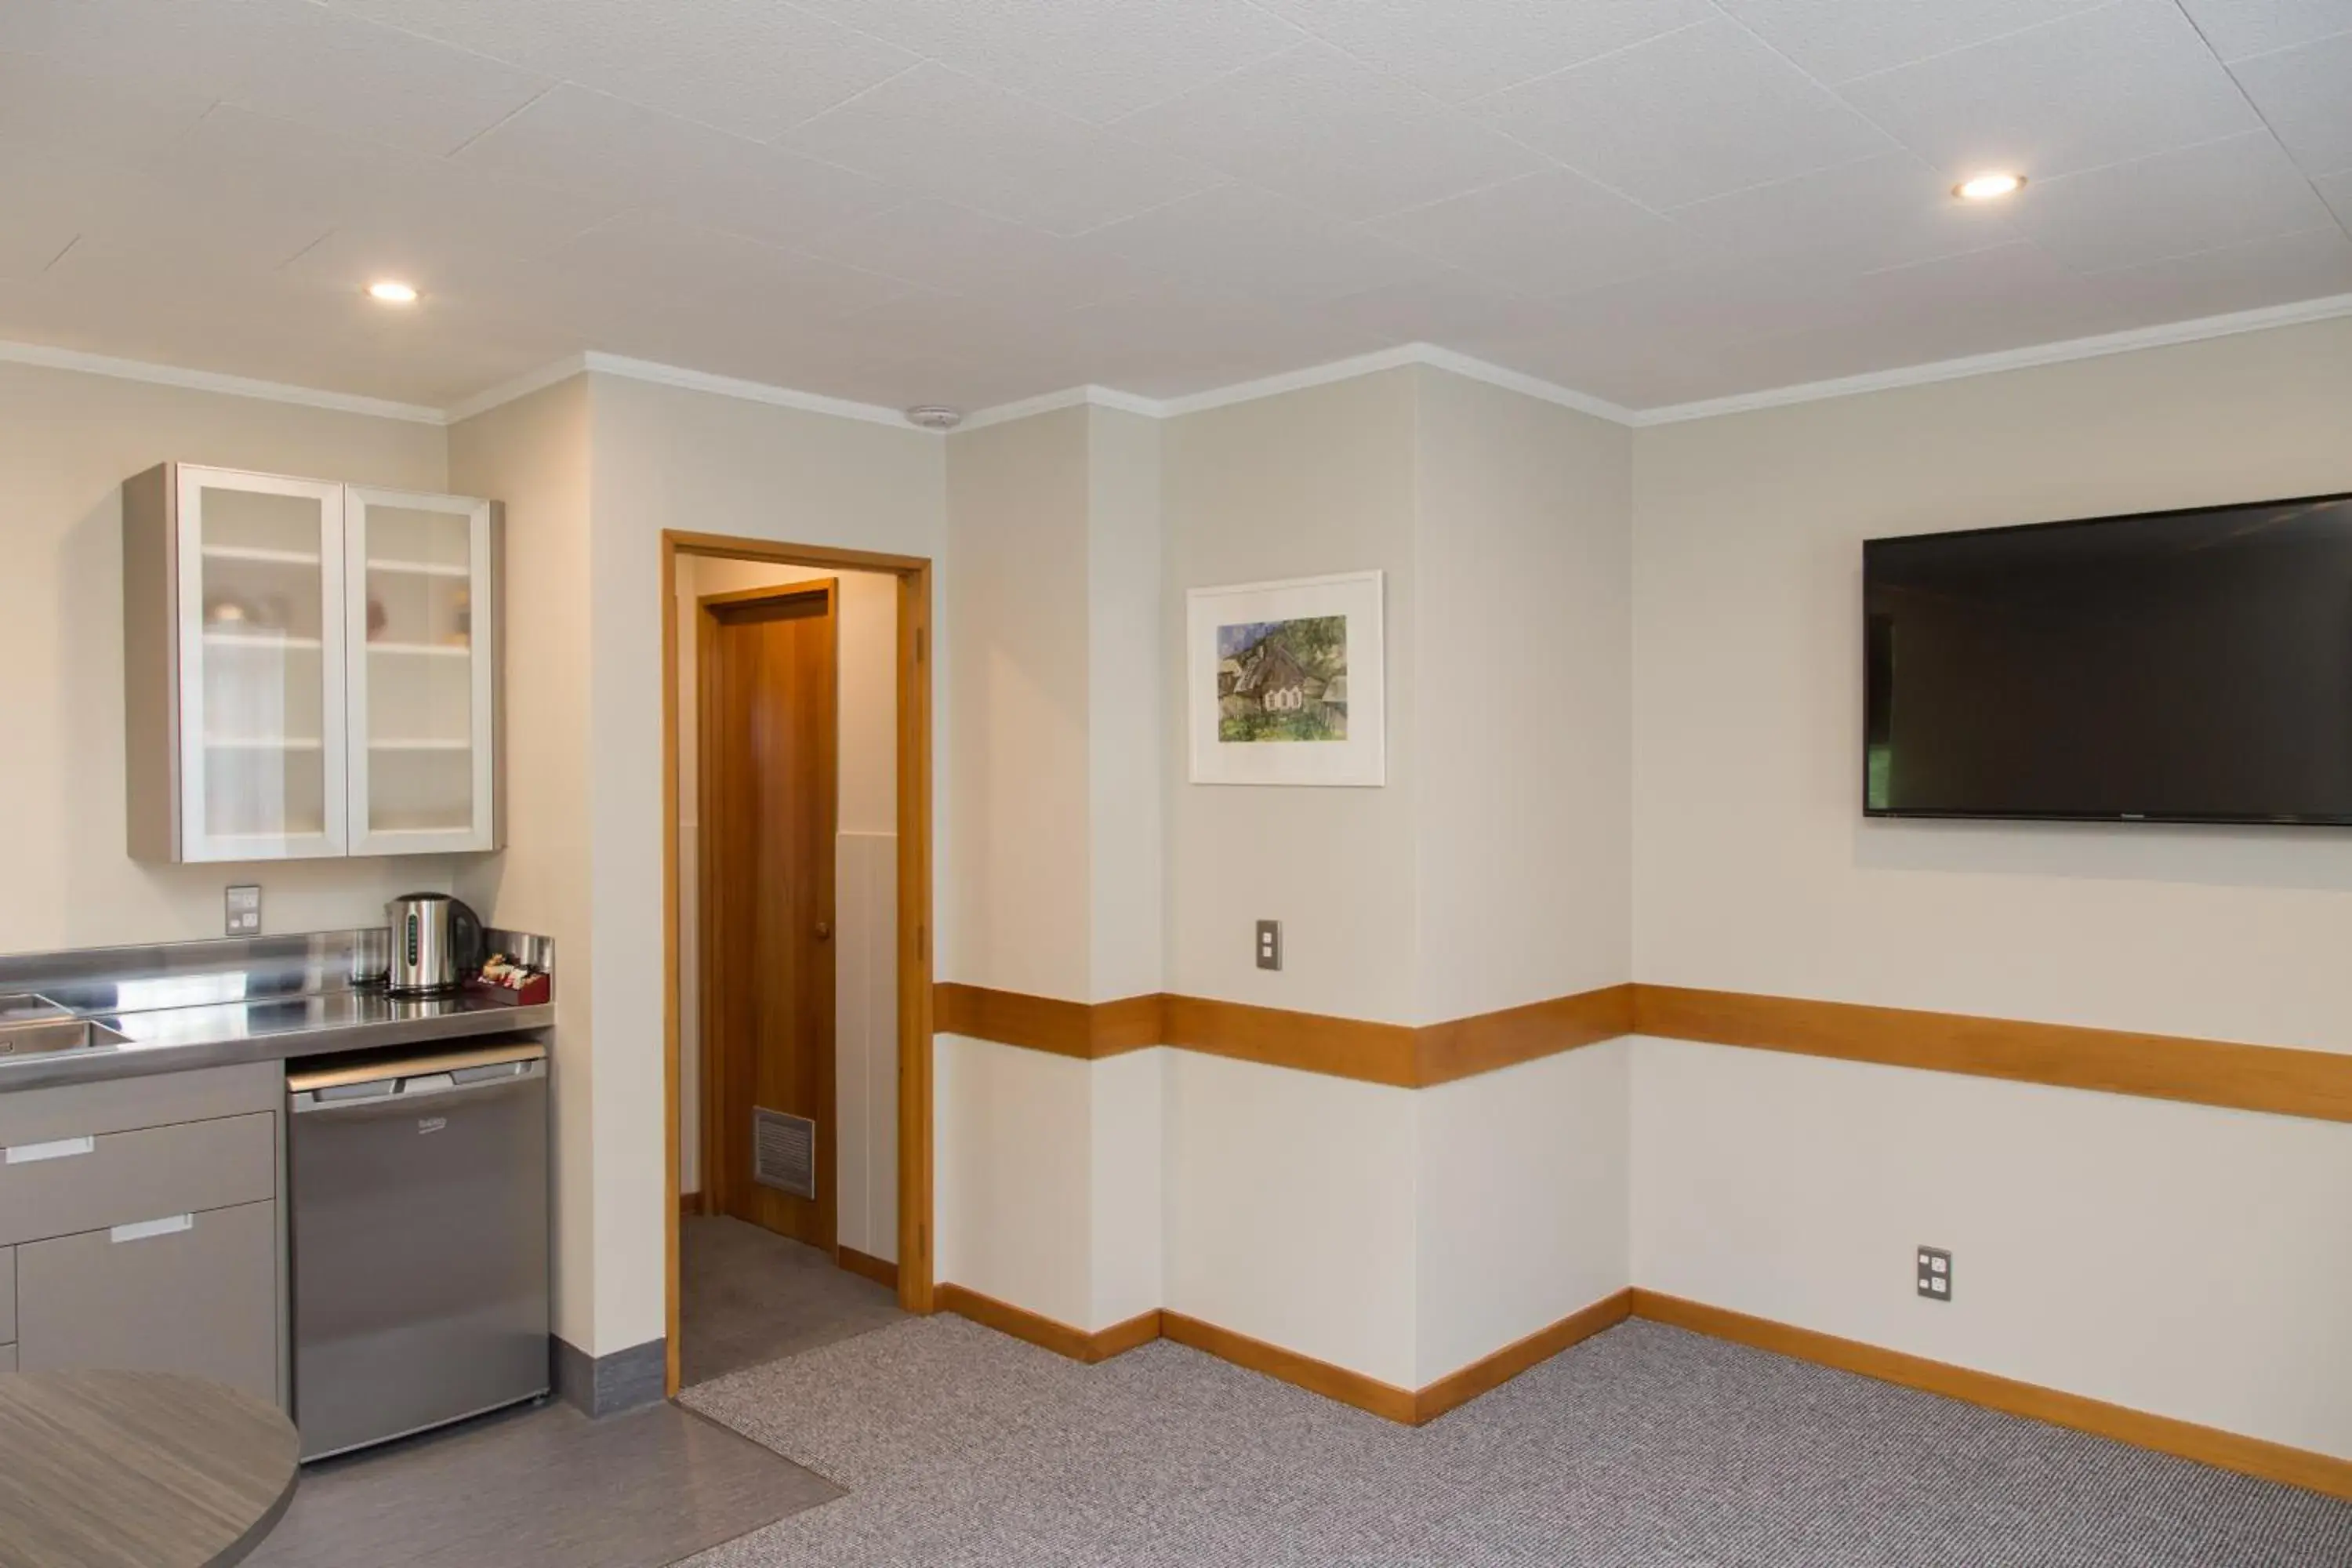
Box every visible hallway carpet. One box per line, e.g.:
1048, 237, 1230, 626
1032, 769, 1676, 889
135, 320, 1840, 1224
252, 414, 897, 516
677, 1315, 2351, 1566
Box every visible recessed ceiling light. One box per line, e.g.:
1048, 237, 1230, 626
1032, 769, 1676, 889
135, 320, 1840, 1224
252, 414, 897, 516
366, 280, 419, 304
1954, 172, 2025, 201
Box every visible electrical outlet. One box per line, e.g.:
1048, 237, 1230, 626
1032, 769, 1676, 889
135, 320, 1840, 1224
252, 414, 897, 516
1255, 919, 1282, 971
224, 884, 262, 937
1916, 1245, 1951, 1301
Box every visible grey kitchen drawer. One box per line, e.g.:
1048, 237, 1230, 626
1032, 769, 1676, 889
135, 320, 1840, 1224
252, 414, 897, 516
0, 1061, 279, 1146
0, 1342, 13, 1373
16, 1199, 277, 1405
0, 1110, 273, 1248
0, 1243, 12, 1342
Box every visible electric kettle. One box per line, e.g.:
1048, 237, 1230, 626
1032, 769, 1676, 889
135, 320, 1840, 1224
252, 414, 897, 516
384, 893, 485, 996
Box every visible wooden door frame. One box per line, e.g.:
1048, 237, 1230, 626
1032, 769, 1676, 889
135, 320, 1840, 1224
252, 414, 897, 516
695, 577, 838, 1247
661, 530, 935, 1401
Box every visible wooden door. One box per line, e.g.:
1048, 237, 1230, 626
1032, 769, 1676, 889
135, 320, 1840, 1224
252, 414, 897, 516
699, 582, 837, 1250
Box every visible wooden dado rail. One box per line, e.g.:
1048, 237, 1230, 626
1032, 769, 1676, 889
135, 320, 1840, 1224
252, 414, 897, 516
934, 981, 2352, 1122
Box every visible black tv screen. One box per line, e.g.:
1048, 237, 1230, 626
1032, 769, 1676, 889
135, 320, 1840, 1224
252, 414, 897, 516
1864, 492, 2352, 825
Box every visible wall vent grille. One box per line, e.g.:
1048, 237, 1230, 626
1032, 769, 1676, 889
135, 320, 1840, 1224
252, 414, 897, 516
753, 1107, 815, 1198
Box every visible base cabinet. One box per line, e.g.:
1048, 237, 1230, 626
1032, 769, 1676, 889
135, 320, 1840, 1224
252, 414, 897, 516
16, 1201, 278, 1406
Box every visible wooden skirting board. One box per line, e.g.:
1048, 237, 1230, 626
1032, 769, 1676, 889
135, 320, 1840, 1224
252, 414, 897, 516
934, 981, 2352, 1123
1626, 1290, 2352, 1504
837, 1247, 900, 1291
937, 1282, 2351, 1501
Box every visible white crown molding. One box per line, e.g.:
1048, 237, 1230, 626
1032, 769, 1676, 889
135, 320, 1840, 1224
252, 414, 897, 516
577, 351, 912, 428
0, 338, 447, 424
13, 288, 2351, 441
1626, 292, 2352, 426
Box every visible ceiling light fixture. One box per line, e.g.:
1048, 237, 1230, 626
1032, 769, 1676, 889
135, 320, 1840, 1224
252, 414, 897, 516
1954, 172, 2025, 201
903, 405, 964, 430
366, 280, 419, 304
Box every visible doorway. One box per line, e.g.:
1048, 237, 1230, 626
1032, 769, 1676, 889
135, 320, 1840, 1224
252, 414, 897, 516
699, 579, 839, 1251
660, 533, 935, 1401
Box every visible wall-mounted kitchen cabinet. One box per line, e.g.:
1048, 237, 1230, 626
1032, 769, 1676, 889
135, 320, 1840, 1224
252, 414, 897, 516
124, 464, 500, 862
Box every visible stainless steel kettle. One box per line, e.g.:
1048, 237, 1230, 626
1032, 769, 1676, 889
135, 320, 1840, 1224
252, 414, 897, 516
384, 893, 485, 996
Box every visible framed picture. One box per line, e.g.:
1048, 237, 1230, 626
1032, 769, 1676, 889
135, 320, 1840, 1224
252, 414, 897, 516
1187, 570, 1385, 787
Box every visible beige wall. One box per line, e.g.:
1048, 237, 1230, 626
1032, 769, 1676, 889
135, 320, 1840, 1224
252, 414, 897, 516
1162, 369, 1423, 1022
1414, 368, 1632, 1022
1085, 406, 1164, 1003
0, 358, 463, 957
1632, 318, 2352, 1047
1628, 316, 2352, 1457
448, 375, 597, 1348
943, 408, 1094, 1000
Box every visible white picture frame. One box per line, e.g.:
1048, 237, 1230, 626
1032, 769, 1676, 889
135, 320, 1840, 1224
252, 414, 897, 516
1187, 570, 1385, 787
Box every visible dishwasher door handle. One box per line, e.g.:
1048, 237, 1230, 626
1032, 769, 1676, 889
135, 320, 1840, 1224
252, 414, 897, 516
291, 1059, 545, 1113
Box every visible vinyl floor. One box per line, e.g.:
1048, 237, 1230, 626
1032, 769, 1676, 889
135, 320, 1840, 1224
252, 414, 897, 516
679, 1214, 906, 1388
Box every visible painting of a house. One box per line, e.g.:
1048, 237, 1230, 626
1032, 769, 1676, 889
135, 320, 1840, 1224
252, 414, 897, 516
1217, 615, 1347, 742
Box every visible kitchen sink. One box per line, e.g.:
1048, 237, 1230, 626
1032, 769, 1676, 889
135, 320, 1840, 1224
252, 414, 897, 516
0, 993, 130, 1057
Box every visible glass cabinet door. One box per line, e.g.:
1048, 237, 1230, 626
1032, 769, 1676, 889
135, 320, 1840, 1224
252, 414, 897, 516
344, 488, 496, 854
176, 468, 347, 861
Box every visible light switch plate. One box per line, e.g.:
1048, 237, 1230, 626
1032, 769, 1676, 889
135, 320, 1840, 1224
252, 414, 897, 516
225, 884, 261, 936
1917, 1245, 1951, 1301
1255, 919, 1282, 971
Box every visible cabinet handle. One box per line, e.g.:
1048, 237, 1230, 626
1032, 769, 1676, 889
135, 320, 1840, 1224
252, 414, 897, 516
4, 1135, 94, 1165
110, 1214, 193, 1244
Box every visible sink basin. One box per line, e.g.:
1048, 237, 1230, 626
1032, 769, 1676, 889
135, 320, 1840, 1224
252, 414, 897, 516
0, 993, 128, 1057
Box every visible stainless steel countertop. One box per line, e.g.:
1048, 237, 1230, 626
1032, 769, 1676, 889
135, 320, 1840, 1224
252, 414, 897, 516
0, 928, 554, 1091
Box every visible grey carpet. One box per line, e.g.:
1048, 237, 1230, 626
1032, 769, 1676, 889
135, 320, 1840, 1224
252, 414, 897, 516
677, 1315, 2352, 1566
681, 1214, 906, 1388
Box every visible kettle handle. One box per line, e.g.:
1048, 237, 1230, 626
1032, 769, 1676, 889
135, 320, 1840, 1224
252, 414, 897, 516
449, 898, 486, 978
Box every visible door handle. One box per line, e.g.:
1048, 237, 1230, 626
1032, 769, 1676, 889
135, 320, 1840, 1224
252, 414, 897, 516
815, 922, 833, 942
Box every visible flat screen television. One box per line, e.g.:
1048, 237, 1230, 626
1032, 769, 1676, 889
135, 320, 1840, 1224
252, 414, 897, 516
1863, 492, 2352, 825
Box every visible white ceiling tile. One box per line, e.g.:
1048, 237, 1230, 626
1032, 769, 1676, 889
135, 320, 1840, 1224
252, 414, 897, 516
1252, 0, 1714, 104
317, 0, 916, 143
1479, 18, 1895, 209
1087, 186, 1439, 309
1113, 42, 1544, 222
549, 211, 911, 321
173, 107, 619, 266
784, 64, 1222, 235
1836, 239, 2135, 350
1367, 169, 1680, 299
1838, 0, 2263, 180
788, 0, 1305, 124
2093, 226, 2352, 323
456, 85, 903, 245
2175, 0, 2352, 60
1661, 151, 2023, 274
0, 50, 215, 159
1714, 0, 2115, 85
1510, 256, 1870, 354
797, 200, 1159, 312
2226, 31, 2352, 176
1309, 269, 1553, 344
2319, 169, 2352, 229
9, 0, 554, 158
2013, 132, 2338, 273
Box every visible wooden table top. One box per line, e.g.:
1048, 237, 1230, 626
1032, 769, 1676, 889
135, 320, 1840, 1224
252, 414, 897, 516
0, 1370, 299, 1568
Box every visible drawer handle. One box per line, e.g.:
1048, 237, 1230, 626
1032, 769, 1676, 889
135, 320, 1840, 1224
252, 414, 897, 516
110, 1214, 193, 1244
4, 1135, 95, 1165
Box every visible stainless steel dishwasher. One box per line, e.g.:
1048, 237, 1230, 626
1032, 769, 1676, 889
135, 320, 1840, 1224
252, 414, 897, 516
289, 1040, 550, 1461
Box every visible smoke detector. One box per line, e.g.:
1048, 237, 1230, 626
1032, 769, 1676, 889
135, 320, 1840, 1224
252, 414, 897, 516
904, 405, 964, 430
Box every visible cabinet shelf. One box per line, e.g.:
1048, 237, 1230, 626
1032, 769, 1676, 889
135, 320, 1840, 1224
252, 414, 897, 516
368, 739, 471, 752
203, 631, 323, 650
205, 737, 325, 751
201, 545, 320, 566
364, 641, 470, 659
365, 557, 470, 579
